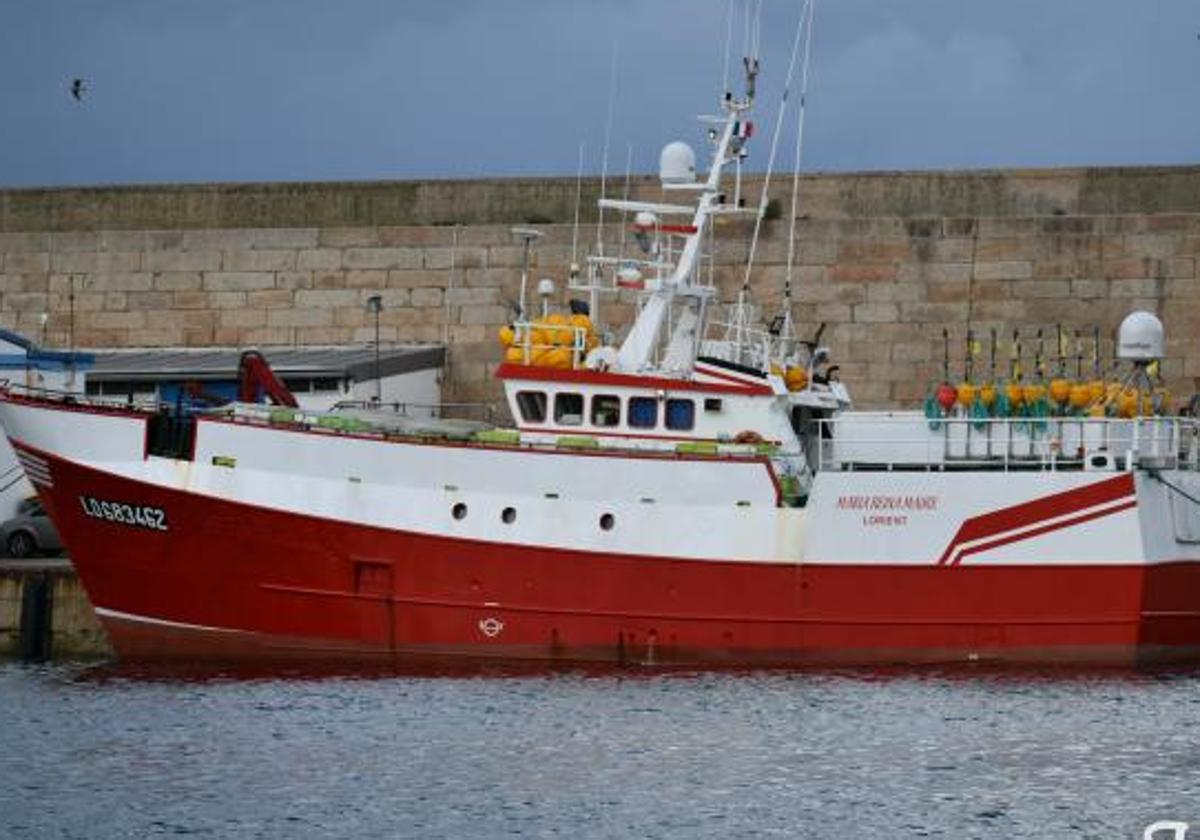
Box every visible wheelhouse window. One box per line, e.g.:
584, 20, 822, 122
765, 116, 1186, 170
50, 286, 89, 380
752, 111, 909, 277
628, 396, 658, 429
516, 391, 547, 423
665, 398, 695, 431
554, 393, 584, 426
591, 394, 621, 427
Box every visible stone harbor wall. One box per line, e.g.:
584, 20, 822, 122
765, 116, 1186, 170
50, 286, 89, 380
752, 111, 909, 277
2, 165, 1200, 412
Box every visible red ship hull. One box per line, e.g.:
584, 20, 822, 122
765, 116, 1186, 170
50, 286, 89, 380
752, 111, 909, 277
28, 443, 1200, 668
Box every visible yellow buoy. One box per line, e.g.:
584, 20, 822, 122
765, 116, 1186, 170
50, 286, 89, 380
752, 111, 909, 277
1117, 388, 1138, 419
543, 347, 572, 369
1068, 384, 1091, 410
1049, 378, 1071, 405
1006, 382, 1024, 408
956, 382, 976, 407
785, 366, 808, 392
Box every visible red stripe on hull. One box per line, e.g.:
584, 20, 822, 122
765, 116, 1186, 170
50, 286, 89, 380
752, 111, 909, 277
937, 473, 1135, 565
25, 448, 1200, 667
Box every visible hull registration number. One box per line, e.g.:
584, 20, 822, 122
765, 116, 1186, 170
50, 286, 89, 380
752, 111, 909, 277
79, 495, 169, 532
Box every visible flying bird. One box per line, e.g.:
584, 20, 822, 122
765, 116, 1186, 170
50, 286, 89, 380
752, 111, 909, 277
70, 78, 87, 101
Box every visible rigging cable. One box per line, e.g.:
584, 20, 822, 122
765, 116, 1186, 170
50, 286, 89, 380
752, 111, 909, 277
782, 0, 817, 321
721, 0, 735, 97
739, 0, 813, 298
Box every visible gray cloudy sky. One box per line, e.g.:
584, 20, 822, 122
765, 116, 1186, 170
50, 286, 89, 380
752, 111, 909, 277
1, 0, 1198, 188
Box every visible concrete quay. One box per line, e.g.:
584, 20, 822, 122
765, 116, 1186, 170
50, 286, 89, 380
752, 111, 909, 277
0, 558, 112, 661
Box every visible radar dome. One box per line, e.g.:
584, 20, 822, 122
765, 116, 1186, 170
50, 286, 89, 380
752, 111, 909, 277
1117, 310, 1164, 361
659, 141, 696, 184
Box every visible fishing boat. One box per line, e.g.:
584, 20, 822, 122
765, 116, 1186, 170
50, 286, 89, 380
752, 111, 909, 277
3, 16, 1200, 666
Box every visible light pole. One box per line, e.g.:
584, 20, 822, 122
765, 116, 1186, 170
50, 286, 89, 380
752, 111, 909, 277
366, 294, 382, 404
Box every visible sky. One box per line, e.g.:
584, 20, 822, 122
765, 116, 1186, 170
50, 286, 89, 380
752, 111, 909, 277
1, 0, 1198, 188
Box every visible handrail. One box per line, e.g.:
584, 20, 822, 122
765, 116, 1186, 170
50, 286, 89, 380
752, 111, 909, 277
813, 414, 1200, 473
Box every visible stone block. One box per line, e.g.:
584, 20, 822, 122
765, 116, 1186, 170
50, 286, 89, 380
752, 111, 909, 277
411, 287, 444, 307
248, 228, 319, 249
210, 292, 248, 309
294, 326, 354, 344
246, 289, 294, 308
3, 252, 49, 273
388, 269, 445, 288
144, 250, 221, 272
424, 247, 486, 270
49, 232, 99, 252
333, 307, 367, 328
865, 282, 922, 304
295, 289, 361, 308
364, 289, 412, 308
351, 325, 399, 343
319, 228, 380, 248
343, 247, 423, 270
145, 231, 185, 250
896, 262, 971, 283
220, 309, 267, 328
1009, 279, 1071, 299
832, 264, 896, 283
2, 292, 47, 312
86, 273, 153, 292
973, 261, 1032, 281
1110, 278, 1163, 298
456, 304, 511, 326
267, 308, 332, 327
222, 249, 297, 271
182, 230, 256, 251
900, 302, 971, 323
202, 272, 275, 292
125, 291, 174, 311
276, 271, 313, 290
297, 249, 343, 270
241, 327, 293, 345
378, 226, 451, 247
153, 271, 202, 291
172, 290, 209, 309
346, 269, 389, 289
85, 311, 146, 330
853, 302, 899, 323
445, 286, 498, 305
52, 251, 142, 273
836, 241, 911, 262
0, 233, 50, 252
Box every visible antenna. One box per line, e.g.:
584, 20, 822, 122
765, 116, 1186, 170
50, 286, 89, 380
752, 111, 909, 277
571, 141, 585, 269
596, 44, 618, 260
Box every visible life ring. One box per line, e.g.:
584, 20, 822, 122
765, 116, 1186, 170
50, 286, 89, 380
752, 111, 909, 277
733, 430, 764, 445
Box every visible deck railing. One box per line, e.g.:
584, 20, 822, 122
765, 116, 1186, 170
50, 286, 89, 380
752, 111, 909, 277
815, 414, 1200, 473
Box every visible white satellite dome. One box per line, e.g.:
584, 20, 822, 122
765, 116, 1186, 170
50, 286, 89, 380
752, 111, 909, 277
659, 141, 696, 184
1117, 310, 1164, 361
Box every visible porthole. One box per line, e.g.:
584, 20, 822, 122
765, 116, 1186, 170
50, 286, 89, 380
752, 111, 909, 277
452, 502, 468, 520
501, 506, 517, 524
599, 513, 615, 531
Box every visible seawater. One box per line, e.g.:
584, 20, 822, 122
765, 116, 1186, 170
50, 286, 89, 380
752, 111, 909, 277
2, 663, 1199, 839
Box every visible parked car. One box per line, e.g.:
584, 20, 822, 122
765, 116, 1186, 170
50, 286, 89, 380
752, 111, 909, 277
1, 497, 62, 558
